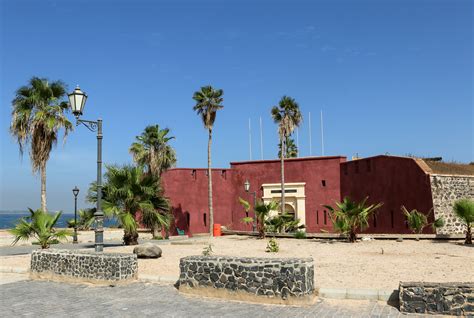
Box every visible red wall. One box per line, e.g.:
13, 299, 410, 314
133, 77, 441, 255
161, 168, 235, 236
162, 155, 435, 235
162, 156, 346, 235
229, 156, 345, 233
340, 156, 434, 234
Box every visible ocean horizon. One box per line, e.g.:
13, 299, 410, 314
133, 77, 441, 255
0, 211, 117, 229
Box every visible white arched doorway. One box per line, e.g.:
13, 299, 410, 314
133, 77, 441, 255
261, 182, 306, 227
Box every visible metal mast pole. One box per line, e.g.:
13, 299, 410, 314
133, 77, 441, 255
308, 112, 312, 156
259, 116, 263, 160
320, 110, 325, 156
248, 118, 252, 160
95, 119, 104, 252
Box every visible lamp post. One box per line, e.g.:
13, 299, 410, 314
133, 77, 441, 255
72, 186, 80, 244
68, 86, 104, 253
244, 180, 257, 232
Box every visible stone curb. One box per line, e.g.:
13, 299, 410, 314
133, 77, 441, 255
139, 274, 179, 284
318, 287, 398, 301
0, 266, 29, 274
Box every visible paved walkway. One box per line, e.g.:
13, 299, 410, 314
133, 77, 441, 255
0, 278, 443, 318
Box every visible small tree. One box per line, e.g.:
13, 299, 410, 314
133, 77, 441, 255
88, 165, 169, 245
324, 197, 383, 243
453, 199, 474, 245
67, 209, 96, 230
265, 213, 305, 234
402, 206, 444, 237
239, 198, 279, 239
10, 209, 72, 249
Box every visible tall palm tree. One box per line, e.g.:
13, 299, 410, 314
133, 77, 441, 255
193, 85, 224, 237
271, 96, 302, 213
88, 165, 170, 245
129, 124, 177, 177
278, 136, 298, 158
10, 77, 73, 211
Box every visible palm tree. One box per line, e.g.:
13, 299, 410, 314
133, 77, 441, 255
10, 208, 72, 249
192, 85, 224, 237
271, 96, 302, 213
278, 136, 298, 158
324, 197, 383, 243
129, 124, 177, 177
254, 200, 279, 238
401, 206, 444, 237
453, 199, 474, 244
142, 196, 173, 239
88, 165, 170, 245
10, 77, 73, 211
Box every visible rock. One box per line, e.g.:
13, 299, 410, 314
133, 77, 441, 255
133, 243, 162, 258
396, 237, 403, 242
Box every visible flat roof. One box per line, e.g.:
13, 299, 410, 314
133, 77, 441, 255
422, 160, 474, 176
230, 156, 346, 166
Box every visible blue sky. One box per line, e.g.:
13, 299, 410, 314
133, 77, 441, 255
0, 0, 472, 211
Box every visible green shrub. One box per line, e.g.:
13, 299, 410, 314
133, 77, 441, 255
293, 230, 307, 239
402, 206, 444, 235
10, 209, 72, 249
265, 237, 279, 253
324, 197, 383, 243
453, 199, 474, 245
202, 244, 214, 256
32, 239, 59, 245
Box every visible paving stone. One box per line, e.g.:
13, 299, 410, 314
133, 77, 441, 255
0, 280, 437, 317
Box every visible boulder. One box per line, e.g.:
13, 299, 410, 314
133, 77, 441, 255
133, 243, 162, 258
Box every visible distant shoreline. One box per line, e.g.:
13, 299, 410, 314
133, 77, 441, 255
0, 212, 118, 230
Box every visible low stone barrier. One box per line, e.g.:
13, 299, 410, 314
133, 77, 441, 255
399, 282, 474, 315
177, 256, 315, 305
30, 249, 138, 284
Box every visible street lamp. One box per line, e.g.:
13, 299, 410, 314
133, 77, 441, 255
244, 180, 257, 233
72, 186, 80, 244
68, 86, 104, 253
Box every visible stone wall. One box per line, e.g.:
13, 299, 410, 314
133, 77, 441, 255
399, 282, 474, 315
177, 256, 314, 304
430, 174, 474, 235
31, 249, 138, 283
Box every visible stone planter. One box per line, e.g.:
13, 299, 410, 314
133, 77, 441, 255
30, 249, 138, 284
399, 282, 474, 315
177, 256, 315, 305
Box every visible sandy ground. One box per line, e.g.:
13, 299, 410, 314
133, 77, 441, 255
1, 234, 472, 290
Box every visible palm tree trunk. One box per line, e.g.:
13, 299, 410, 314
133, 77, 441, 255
40, 163, 47, 212
208, 128, 214, 237
466, 224, 472, 245
152, 226, 160, 239
349, 229, 357, 243
280, 135, 285, 214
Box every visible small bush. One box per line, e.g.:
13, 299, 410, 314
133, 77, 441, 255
202, 244, 213, 256
265, 237, 279, 253
32, 239, 60, 245
293, 230, 307, 239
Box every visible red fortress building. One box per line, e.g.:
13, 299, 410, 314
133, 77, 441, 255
161, 155, 474, 236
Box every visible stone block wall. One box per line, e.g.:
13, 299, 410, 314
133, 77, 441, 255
430, 174, 474, 235
31, 249, 138, 283
400, 282, 474, 315
177, 256, 314, 303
